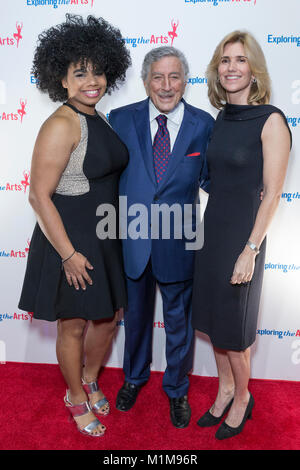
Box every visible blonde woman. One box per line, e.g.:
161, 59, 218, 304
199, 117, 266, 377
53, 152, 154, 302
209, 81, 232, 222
192, 31, 291, 440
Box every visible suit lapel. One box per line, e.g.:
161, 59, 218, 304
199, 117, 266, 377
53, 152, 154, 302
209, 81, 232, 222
133, 98, 157, 187
157, 101, 197, 192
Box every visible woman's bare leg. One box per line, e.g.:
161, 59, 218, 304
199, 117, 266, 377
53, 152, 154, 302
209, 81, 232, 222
210, 347, 235, 417
56, 317, 105, 435
83, 311, 119, 411
225, 347, 251, 427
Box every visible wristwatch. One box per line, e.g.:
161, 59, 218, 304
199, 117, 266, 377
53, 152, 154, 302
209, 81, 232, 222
246, 240, 260, 254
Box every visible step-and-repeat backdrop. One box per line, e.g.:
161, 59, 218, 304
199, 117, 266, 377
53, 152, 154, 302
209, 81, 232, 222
0, 0, 299, 381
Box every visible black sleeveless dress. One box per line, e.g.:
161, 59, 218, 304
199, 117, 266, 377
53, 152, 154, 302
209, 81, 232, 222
18, 103, 128, 321
192, 104, 291, 350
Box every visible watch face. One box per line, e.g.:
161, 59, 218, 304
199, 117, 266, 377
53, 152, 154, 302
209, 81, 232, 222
247, 241, 259, 253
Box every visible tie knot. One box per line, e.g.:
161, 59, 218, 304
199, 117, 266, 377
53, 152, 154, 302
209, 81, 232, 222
156, 114, 168, 128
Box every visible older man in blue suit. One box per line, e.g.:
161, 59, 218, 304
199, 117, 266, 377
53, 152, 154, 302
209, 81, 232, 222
109, 46, 214, 428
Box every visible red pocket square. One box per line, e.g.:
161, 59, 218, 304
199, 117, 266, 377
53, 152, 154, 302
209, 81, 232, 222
186, 152, 201, 157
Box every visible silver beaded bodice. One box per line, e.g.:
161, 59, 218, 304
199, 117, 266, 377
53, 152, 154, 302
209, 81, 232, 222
55, 114, 90, 196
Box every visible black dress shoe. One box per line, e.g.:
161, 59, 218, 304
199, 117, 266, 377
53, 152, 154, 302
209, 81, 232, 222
215, 393, 254, 440
169, 395, 191, 428
197, 398, 234, 427
116, 381, 141, 411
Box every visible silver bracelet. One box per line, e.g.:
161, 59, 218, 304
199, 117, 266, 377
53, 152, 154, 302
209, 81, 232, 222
246, 240, 260, 254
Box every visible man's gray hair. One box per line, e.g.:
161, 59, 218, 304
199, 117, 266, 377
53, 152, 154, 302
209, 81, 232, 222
141, 46, 189, 82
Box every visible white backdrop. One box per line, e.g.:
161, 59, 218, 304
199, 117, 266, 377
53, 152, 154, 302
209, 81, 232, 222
0, 0, 299, 381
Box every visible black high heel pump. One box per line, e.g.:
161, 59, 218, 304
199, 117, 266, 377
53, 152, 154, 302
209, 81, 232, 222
215, 393, 254, 440
197, 398, 234, 427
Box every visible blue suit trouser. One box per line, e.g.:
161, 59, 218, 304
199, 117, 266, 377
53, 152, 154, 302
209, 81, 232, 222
123, 260, 194, 398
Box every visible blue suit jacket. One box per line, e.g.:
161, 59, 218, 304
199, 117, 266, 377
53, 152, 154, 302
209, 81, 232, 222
109, 98, 214, 283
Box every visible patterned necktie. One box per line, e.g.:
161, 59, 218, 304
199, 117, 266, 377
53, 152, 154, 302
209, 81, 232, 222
153, 114, 171, 184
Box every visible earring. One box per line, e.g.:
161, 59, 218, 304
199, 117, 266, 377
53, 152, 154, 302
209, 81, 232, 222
252, 77, 257, 84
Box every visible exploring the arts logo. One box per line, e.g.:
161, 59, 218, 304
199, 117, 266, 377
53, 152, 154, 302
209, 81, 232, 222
0, 98, 27, 123
124, 19, 180, 48
0, 170, 30, 193
268, 34, 300, 48
281, 191, 300, 203
257, 328, 300, 340
26, 0, 95, 9
0, 22, 23, 47
265, 262, 300, 275
0, 239, 31, 260
0, 311, 33, 322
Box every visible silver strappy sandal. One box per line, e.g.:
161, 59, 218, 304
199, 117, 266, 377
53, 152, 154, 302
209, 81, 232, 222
64, 390, 105, 437
82, 378, 110, 416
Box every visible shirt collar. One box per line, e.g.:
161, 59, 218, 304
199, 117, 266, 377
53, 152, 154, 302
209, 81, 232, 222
149, 99, 184, 126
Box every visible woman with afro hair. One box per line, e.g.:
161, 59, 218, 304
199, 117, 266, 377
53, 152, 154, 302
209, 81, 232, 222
19, 14, 131, 437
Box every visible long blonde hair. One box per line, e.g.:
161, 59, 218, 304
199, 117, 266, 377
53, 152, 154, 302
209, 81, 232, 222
206, 30, 271, 109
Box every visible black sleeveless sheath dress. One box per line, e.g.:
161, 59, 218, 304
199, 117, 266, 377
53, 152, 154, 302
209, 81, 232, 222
19, 103, 128, 321
192, 104, 291, 350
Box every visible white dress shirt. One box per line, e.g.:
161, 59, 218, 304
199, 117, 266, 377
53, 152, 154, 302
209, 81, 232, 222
149, 99, 184, 152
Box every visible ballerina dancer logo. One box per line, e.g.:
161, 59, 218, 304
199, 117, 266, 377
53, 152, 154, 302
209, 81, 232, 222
21, 171, 30, 193
0, 98, 27, 122
17, 99, 27, 123
1, 170, 30, 192
0, 21, 23, 47
27, 312, 33, 323
168, 20, 179, 46
25, 239, 31, 255
13, 22, 23, 48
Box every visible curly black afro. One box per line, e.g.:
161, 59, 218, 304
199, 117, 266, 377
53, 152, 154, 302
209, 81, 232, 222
32, 14, 131, 102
